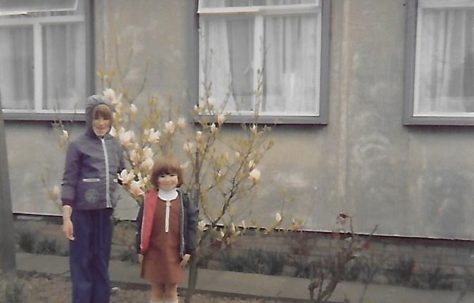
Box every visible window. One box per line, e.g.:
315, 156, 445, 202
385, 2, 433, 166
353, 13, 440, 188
198, 0, 330, 124
0, 0, 93, 120
405, 0, 474, 125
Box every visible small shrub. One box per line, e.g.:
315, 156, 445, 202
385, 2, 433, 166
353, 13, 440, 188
219, 249, 287, 276
17, 231, 36, 253
35, 238, 61, 255
385, 257, 415, 286
0, 274, 26, 303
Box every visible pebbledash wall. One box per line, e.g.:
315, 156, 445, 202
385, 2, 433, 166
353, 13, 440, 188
5, 0, 474, 243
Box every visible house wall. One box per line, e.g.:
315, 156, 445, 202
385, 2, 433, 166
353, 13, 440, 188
5, 0, 474, 240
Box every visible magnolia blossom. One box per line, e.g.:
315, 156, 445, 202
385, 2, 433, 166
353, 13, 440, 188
248, 160, 255, 169
248, 168, 261, 182
129, 180, 145, 197
250, 124, 258, 135
164, 121, 175, 134
130, 149, 140, 165
119, 130, 136, 147
103, 88, 116, 102
129, 104, 138, 118
195, 131, 203, 142
47, 185, 60, 201
217, 114, 226, 125
177, 117, 186, 130
140, 157, 154, 172
275, 212, 282, 223
143, 147, 153, 159
60, 130, 69, 142
145, 128, 161, 144
118, 169, 135, 185
210, 123, 217, 134
109, 127, 117, 137
198, 220, 207, 231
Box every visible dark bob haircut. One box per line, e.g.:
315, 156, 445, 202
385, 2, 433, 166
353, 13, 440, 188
150, 156, 183, 188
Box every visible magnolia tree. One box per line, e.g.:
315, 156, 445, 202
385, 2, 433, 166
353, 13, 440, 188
50, 87, 290, 302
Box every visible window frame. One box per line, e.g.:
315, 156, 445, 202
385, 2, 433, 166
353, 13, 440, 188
197, 0, 331, 125
0, 0, 94, 121
404, 0, 474, 125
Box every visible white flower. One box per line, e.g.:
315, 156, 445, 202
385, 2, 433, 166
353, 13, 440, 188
217, 114, 226, 125
130, 149, 140, 165
129, 180, 144, 197
196, 131, 203, 142
140, 157, 154, 172
129, 104, 138, 118
248, 168, 261, 182
119, 130, 135, 147
145, 128, 161, 144
248, 160, 255, 169
143, 147, 154, 159
118, 169, 135, 185
47, 185, 60, 201
210, 123, 217, 133
164, 121, 175, 134
177, 117, 186, 130
198, 220, 207, 231
103, 88, 116, 102
275, 212, 282, 222
250, 124, 257, 134
109, 127, 117, 137
61, 130, 69, 141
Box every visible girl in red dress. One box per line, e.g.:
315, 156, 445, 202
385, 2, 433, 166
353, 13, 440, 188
136, 156, 198, 303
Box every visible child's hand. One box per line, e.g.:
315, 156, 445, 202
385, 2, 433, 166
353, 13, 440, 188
62, 219, 75, 240
180, 254, 191, 267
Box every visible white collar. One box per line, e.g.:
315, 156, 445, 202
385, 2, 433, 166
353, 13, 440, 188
158, 188, 178, 201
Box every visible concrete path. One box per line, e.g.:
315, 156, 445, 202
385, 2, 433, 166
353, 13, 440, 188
16, 253, 474, 303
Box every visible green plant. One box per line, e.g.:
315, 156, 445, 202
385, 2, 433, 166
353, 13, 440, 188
385, 256, 416, 286
17, 230, 36, 253
306, 214, 377, 303
35, 238, 61, 255
219, 249, 287, 276
0, 273, 26, 303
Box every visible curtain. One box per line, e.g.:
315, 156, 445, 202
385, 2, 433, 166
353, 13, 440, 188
43, 23, 86, 111
0, 27, 34, 109
199, 0, 320, 115
264, 13, 319, 114
417, 9, 474, 114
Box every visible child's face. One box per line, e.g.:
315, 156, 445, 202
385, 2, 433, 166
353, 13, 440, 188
157, 172, 179, 191
92, 116, 111, 137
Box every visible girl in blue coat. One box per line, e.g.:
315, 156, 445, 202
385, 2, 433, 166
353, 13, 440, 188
61, 95, 124, 303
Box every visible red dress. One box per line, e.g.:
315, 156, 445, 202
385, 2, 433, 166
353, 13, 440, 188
141, 195, 184, 284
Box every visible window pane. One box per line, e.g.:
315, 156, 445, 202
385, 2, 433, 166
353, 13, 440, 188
43, 23, 86, 111
200, 17, 255, 112
0, 0, 78, 14
415, 8, 474, 115
0, 26, 34, 109
263, 14, 320, 115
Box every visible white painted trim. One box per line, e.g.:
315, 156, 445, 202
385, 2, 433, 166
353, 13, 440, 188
420, 0, 474, 8
198, 4, 319, 16
33, 23, 42, 112
0, 15, 84, 26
